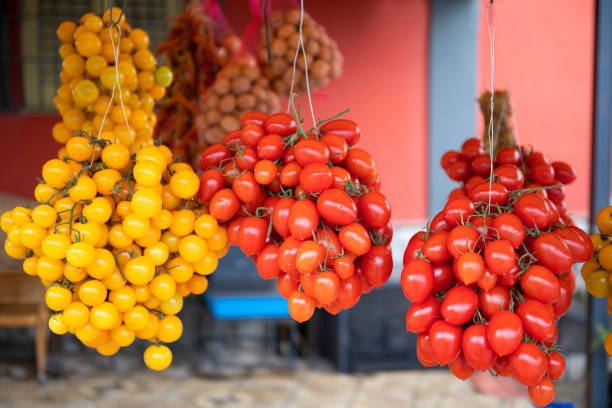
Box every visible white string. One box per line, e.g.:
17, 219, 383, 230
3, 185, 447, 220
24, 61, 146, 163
286, 0, 317, 130
486, 1, 496, 210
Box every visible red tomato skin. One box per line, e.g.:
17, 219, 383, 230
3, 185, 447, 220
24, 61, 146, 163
422, 232, 451, 263
487, 310, 524, 357
551, 161, 577, 184
294, 139, 330, 166
344, 148, 376, 185
288, 200, 320, 241
479, 284, 511, 319
264, 113, 297, 136
334, 256, 355, 279
299, 164, 333, 194
209, 188, 241, 222
449, 352, 475, 380
469, 181, 509, 205
461, 138, 483, 158
320, 134, 348, 164
256, 244, 282, 280
455, 252, 485, 285
496, 147, 520, 166
272, 197, 295, 238
547, 183, 566, 204
232, 172, 263, 203
532, 232, 574, 274
360, 245, 393, 288
199, 143, 233, 170
336, 275, 362, 309
446, 161, 471, 182
416, 334, 438, 367
441, 150, 462, 170
312, 271, 340, 305
235, 147, 258, 172
477, 267, 498, 291
493, 355, 513, 376
464, 175, 486, 194
514, 193, 551, 229
447, 225, 480, 258
443, 198, 475, 227
432, 262, 455, 294
494, 164, 525, 191
546, 351, 565, 380
319, 119, 360, 146
428, 320, 463, 365
498, 264, 520, 287
295, 241, 325, 274
470, 154, 492, 176
448, 187, 468, 201
222, 129, 242, 145
199, 168, 225, 203
510, 342, 547, 386
238, 217, 268, 256
430, 211, 450, 232
314, 228, 342, 263
288, 291, 315, 323
240, 123, 265, 147
280, 162, 302, 187
405, 296, 441, 333
403, 231, 426, 265
553, 226, 594, 262
277, 273, 299, 299
240, 111, 268, 127
257, 134, 285, 160
330, 166, 351, 189
528, 378, 556, 407
519, 264, 560, 304
462, 324, 498, 371
441, 285, 478, 325
227, 217, 245, 245
357, 192, 391, 228
484, 240, 516, 276
401, 258, 434, 303
530, 163, 556, 186
516, 299, 556, 342
278, 237, 301, 272
339, 223, 371, 256
525, 151, 550, 167
316, 189, 357, 226
492, 213, 525, 249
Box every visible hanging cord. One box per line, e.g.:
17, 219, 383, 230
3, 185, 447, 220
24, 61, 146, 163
287, 0, 317, 131
90, 0, 136, 165
263, 0, 272, 64
486, 0, 496, 211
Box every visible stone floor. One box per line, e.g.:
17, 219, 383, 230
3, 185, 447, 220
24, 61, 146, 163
0, 356, 534, 408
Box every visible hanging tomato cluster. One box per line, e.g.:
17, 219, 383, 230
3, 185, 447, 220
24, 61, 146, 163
198, 101, 392, 323
581, 205, 612, 355
1, 8, 228, 371
402, 136, 592, 407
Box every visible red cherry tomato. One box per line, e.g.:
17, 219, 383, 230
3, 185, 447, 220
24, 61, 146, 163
493, 355, 513, 376
254, 160, 278, 185
510, 342, 547, 386
401, 258, 433, 303
199, 143, 233, 170
316, 188, 357, 225
547, 183, 566, 204
492, 213, 525, 249
532, 232, 574, 274
403, 231, 426, 265
470, 154, 492, 176
464, 175, 486, 194
469, 181, 509, 205
440, 150, 462, 170
288, 200, 320, 240
441, 285, 478, 325
483, 240, 516, 276
496, 147, 520, 166
462, 324, 498, 371
232, 172, 263, 203
357, 192, 391, 228
448, 187, 468, 201
487, 310, 523, 356
235, 147, 258, 172
360, 245, 392, 288
479, 284, 511, 319
553, 226, 594, 262
199, 168, 225, 202
320, 134, 348, 164
336, 275, 362, 309
449, 352, 475, 380
288, 291, 315, 322
344, 148, 376, 185
295, 240, 325, 274
455, 252, 485, 285
514, 193, 551, 230
430, 211, 450, 232
461, 138, 483, 160
277, 273, 299, 299
477, 267, 498, 291
432, 262, 455, 294
334, 256, 355, 279
528, 378, 556, 407
443, 198, 475, 227
446, 160, 471, 182
422, 232, 451, 263
265, 113, 297, 136
330, 166, 351, 189
494, 164, 525, 191
240, 111, 268, 127
428, 320, 462, 365
280, 162, 302, 187
314, 228, 342, 262
278, 236, 301, 273
222, 129, 242, 145
294, 139, 330, 166
405, 296, 441, 333
227, 216, 245, 245
530, 163, 556, 186
339, 223, 371, 256
257, 134, 285, 160
517, 299, 556, 342
299, 164, 333, 194
551, 161, 577, 184
553, 277, 572, 318
240, 123, 265, 147
312, 271, 340, 305
519, 264, 560, 304
447, 225, 479, 258
238, 216, 268, 256
546, 351, 565, 380
209, 188, 241, 222
256, 244, 281, 279
416, 334, 438, 367
319, 119, 360, 146
525, 151, 550, 167
271, 197, 295, 238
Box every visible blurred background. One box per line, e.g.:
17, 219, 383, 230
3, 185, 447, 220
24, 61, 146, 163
0, 0, 605, 407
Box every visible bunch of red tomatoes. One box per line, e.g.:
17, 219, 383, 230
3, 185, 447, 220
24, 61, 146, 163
402, 137, 593, 407
198, 105, 392, 323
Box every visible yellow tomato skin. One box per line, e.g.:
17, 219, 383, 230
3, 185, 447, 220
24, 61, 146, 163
124, 256, 155, 285
157, 315, 183, 343
150, 273, 176, 301
144, 344, 172, 371
124, 305, 149, 331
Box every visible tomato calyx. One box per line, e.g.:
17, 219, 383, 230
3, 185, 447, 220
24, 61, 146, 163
342, 180, 370, 197
369, 229, 389, 246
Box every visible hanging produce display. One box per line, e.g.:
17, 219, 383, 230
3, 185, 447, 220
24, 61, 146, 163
1, 7, 228, 371
198, 97, 392, 322
259, 9, 343, 95
155, 1, 240, 164
53, 7, 170, 149
401, 90, 592, 407
198, 54, 280, 145
581, 205, 612, 355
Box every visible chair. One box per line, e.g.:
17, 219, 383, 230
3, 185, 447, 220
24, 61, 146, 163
0, 270, 49, 381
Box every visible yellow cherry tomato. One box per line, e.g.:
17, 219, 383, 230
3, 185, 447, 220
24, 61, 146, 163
72, 221, 102, 246
32, 205, 57, 228
124, 256, 155, 285
597, 206, 612, 234
581, 259, 600, 281
144, 241, 169, 266
194, 251, 218, 276
161, 231, 180, 253
599, 245, 612, 272
154, 66, 173, 87
85, 248, 115, 279
170, 210, 195, 237
150, 273, 176, 301
78, 279, 107, 306
45, 285, 73, 311
194, 215, 218, 239
136, 146, 167, 169
72, 79, 99, 106
170, 171, 199, 199
90, 301, 120, 330
206, 227, 228, 252
0, 210, 13, 232
122, 213, 151, 239
136, 313, 159, 340
93, 168, 122, 195
134, 227, 161, 248
101, 143, 130, 170
34, 183, 59, 205
160, 293, 183, 315
124, 305, 149, 331
63, 301, 89, 328
133, 161, 161, 187
109, 285, 136, 312
102, 268, 126, 291
36, 255, 64, 281
20, 223, 46, 249
157, 315, 182, 343
144, 344, 172, 371
48, 313, 68, 335
97, 340, 120, 356
76, 322, 100, 343
66, 242, 96, 267
161, 184, 181, 210
586, 270, 610, 298
188, 275, 209, 295
166, 256, 194, 283
178, 234, 207, 263
83, 197, 113, 224
57, 20, 76, 42
23, 256, 39, 276
68, 175, 98, 202
42, 159, 72, 188
111, 325, 135, 347
605, 333, 612, 356
131, 188, 162, 219
64, 263, 87, 283
143, 295, 161, 310
132, 284, 151, 303
108, 224, 133, 249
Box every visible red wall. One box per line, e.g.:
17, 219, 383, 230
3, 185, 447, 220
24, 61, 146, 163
477, 0, 595, 217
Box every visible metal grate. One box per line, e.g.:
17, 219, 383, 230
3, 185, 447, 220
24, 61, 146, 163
12, 0, 181, 111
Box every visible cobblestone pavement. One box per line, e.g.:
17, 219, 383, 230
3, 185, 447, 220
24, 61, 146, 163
0, 359, 532, 408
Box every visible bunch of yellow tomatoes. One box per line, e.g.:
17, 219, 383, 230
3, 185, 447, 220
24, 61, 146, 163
0, 8, 228, 371
581, 205, 612, 355
52, 7, 172, 150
